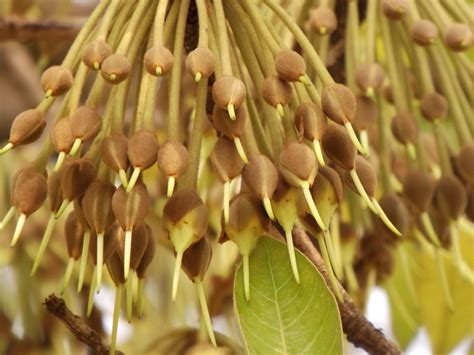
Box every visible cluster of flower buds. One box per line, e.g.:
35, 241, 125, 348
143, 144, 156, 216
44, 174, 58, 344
1, 0, 473, 352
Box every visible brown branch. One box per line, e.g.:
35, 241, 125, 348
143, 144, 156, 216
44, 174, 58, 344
0, 16, 82, 41
293, 228, 401, 355
43, 294, 124, 355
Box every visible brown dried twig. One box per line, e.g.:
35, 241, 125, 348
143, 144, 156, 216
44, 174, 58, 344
43, 294, 124, 355
293, 228, 402, 355
0, 16, 82, 41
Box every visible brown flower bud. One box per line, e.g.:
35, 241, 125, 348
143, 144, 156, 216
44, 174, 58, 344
212, 106, 246, 138
309, 7, 337, 35
101, 133, 130, 173
279, 141, 318, 187
112, 181, 150, 232
64, 212, 85, 260
383, 83, 395, 104
182, 237, 212, 281
420, 92, 448, 121
275, 50, 306, 82
373, 195, 410, 238
136, 225, 156, 279
353, 95, 378, 132
434, 175, 467, 220
51, 116, 74, 153
127, 130, 159, 169
157, 141, 189, 178
242, 154, 278, 199
8, 109, 46, 146
444, 23, 473, 52
321, 83, 356, 125
185, 47, 215, 79
411, 19, 438, 46
466, 186, 474, 223
82, 180, 116, 234
355, 63, 385, 93
60, 158, 97, 201
48, 171, 64, 212
117, 224, 149, 270
402, 169, 436, 212
294, 102, 328, 140
212, 76, 246, 110
73, 198, 89, 229
144, 46, 174, 76
70, 106, 102, 142
89, 225, 118, 265
391, 111, 418, 144
41, 65, 73, 96
261, 75, 293, 108
344, 156, 377, 197
106, 251, 125, 286
321, 124, 356, 170
210, 137, 245, 182
11, 167, 47, 215
457, 143, 474, 183
101, 53, 131, 83
382, 0, 408, 20
82, 40, 113, 70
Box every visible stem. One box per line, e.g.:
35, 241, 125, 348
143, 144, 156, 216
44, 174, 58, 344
195, 279, 217, 347
110, 284, 123, 355
196, 0, 209, 48
153, 0, 169, 45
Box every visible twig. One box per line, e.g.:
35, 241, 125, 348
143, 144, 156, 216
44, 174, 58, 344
43, 294, 124, 355
0, 16, 82, 41
293, 228, 402, 355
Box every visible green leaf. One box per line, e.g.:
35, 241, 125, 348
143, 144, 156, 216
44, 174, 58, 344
234, 236, 343, 355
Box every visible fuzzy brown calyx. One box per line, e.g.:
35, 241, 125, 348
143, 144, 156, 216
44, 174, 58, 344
402, 169, 436, 213
8, 109, 46, 146
210, 137, 245, 182
275, 50, 307, 82
51, 116, 74, 153
60, 158, 97, 201
391, 111, 418, 145
294, 102, 328, 141
127, 130, 159, 170
101, 53, 131, 83
82, 180, 116, 234
136, 225, 156, 279
353, 95, 378, 132
11, 167, 47, 216
101, 133, 130, 173
382, 0, 408, 20
355, 63, 385, 94
117, 224, 149, 271
212, 106, 246, 139
70, 106, 102, 142
279, 141, 318, 187
434, 175, 467, 220
182, 237, 212, 281
321, 83, 356, 125
242, 154, 279, 199
212, 75, 246, 110
457, 143, 474, 183
157, 141, 189, 178
73, 198, 89, 229
64, 212, 85, 260
444, 23, 473, 52
411, 19, 438, 46
41, 65, 73, 97
48, 171, 64, 213
112, 181, 150, 232
144, 46, 174, 76
309, 6, 337, 35
321, 124, 356, 171
344, 156, 377, 197
82, 40, 113, 70
373, 195, 410, 240
185, 47, 215, 80
420, 92, 448, 122
163, 189, 208, 227
106, 251, 126, 286
261, 75, 293, 109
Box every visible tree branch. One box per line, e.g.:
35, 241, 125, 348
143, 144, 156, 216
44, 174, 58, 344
0, 16, 82, 41
292, 228, 401, 355
43, 294, 124, 355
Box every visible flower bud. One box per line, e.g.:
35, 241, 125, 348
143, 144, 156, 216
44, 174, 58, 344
41, 65, 73, 96
136, 225, 156, 279
353, 95, 378, 132
434, 175, 467, 220
82, 180, 116, 234
89, 225, 118, 265
48, 171, 64, 212
212, 106, 246, 139
321, 124, 356, 170
157, 141, 189, 178
210, 137, 245, 182
466, 186, 474, 223
64, 212, 85, 260
382, 0, 408, 20
182, 237, 212, 281
294, 102, 328, 140
261, 75, 293, 108
107, 251, 126, 286
128, 130, 159, 170
275, 50, 306, 82
321, 83, 356, 125
112, 181, 150, 232
101, 133, 130, 173
420, 92, 448, 122
402, 169, 436, 212
457, 143, 474, 183
185, 47, 215, 80
70, 106, 102, 142
144, 46, 174, 76
101, 53, 131, 83
212, 76, 246, 110
73, 198, 89, 229
355, 63, 385, 93
117, 224, 149, 270
309, 7, 337, 35
344, 156, 377, 197
411, 19, 438, 46
279, 141, 318, 187
51, 116, 74, 153
8, 109, 46, 146
391, 111, 418, 145
242, 154, 278, 199
373, 195, 410, 238
11, 167, 47, 215
82, 40, 113, 69
60, 158, 97, 201
444, 23, 473, 52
